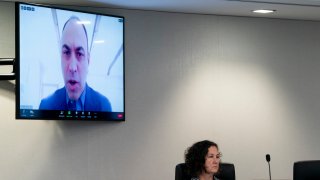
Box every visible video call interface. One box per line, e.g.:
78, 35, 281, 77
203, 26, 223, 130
17, 3, 124, 120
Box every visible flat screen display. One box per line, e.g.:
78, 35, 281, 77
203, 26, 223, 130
15, 2, 125, 121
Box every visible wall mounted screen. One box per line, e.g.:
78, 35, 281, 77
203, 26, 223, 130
15, 2, 125, 121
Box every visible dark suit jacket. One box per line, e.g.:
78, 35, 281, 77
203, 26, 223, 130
39, 84, 112, 111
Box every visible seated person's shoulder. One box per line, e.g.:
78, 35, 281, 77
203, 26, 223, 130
86, 85, 112, 111
39, 87, 66, 110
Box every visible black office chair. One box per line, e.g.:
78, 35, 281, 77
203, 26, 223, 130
175, 162, 235, 180
293, 160, 320, 180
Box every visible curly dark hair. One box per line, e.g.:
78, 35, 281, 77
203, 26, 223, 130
184, 140, 219, 177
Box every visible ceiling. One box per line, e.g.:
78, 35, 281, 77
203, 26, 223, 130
6, 0, 320, 21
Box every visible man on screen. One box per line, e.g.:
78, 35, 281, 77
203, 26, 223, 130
39, 16, 112, 111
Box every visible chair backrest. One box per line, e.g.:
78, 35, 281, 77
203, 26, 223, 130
175, 162, 235, 180
215, 163, 236, 180
294, 160, 320, 180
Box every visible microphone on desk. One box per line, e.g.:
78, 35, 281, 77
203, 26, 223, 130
266, 154, 272, 180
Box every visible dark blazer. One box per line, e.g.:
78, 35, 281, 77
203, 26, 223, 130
175, 163, 235, 180
39, 84, 112, 111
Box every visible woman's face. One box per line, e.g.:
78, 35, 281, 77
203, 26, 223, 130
203, 146, 220, 175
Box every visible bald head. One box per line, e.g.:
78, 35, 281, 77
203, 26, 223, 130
60, 16, 90, 100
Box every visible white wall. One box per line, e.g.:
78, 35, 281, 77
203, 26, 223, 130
1, 1, 320, 180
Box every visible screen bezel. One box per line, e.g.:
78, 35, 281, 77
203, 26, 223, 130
15, 2, 125, 121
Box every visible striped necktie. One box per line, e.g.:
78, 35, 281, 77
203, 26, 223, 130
67, 100, 76, 111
